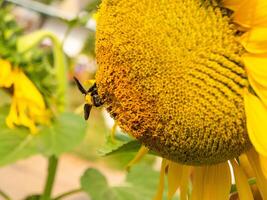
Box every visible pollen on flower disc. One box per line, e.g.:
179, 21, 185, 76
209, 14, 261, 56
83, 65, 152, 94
95, 0, 252, 165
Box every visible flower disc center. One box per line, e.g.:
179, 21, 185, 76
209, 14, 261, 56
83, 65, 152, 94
96, 0, 251, 165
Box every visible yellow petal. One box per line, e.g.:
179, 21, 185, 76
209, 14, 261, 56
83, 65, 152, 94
125, 145, 149, 171
234, 0, 267, 27
243, 53, 267, 86
230, 159, 254, 200
222, 0, 247, 11
241, 28, 267, 54
259, 154, 267, 179
191, 162, 231, 200
243, 53, 267, 106
0, 59, 13, 87
3, 67, 49, 133
6, 98, 37, 133
239, 154, 255, 178
167, 162, 191, 200
110, 121, 118, 142
17, 99, 37, 134
246, 148, 267, 198
179, 165, 191, 200
244, 91, 267, 156
6, 98, 18, 129
153, 159, 168, 200
247, 76, 267, 108
239, 153, 262, 199
13, 69, 45, 109
28, 106, 50, 125
167, 161, 183, 199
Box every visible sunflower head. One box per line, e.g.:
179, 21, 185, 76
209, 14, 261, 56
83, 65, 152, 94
95, 0, 267, 199
95, 0, 253, 165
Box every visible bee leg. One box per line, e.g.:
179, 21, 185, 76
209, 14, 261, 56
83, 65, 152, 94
84, 104, 92, 120
73, 77, 87, 95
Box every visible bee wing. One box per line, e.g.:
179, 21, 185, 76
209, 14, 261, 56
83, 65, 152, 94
73, 77, 87, 94
84, 104, 92, 120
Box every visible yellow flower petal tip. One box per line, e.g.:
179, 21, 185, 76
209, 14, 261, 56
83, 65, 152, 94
125, 145, 149, 171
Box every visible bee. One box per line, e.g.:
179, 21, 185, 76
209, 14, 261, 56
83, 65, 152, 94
74, 77, 104, 120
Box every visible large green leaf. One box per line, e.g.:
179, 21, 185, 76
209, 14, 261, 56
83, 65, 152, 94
81, 165, 168, 200
0, 107, 86, 166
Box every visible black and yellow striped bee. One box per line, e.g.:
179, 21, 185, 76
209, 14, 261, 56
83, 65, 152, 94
74, 77, 103, 120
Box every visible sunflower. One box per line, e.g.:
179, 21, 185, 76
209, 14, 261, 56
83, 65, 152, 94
93, 0, 267, 199
0, 59, 50, 134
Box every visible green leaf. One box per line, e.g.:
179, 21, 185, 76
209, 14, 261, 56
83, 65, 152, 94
0, 108, 87, 165
99, 139, 142, 156
81, 165, 167, 200
34, 113, 87, 156
0, 107, 36, 165
81, 168, 115, 200
113, 165, 167, 200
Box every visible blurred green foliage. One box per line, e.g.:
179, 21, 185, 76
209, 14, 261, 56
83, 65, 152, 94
0, 106, 86, 166
0, 5, 57, 106
81, 165, 168, 200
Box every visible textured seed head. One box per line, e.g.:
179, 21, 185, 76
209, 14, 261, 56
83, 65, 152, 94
96, 0, 252, 165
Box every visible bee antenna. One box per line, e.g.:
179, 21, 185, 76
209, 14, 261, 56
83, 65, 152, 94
73, 77, 87, 94
88, 83, 97, 93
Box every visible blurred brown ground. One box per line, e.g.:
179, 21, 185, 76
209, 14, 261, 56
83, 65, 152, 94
0, 154, 125, 200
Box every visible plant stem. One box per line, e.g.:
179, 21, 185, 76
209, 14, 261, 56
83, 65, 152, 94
230, 177, 256, 193
40, 155, 58, 200
0, 190, 11, 200
53, 188, 83, 200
